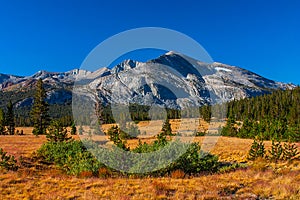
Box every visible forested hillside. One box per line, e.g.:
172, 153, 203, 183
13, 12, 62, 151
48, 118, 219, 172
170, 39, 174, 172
222, 87, 300, 141
0, 89, 73, 127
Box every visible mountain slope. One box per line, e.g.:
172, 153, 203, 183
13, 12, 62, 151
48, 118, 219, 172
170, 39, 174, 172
0, 51, 295, 110
74, 51, 294, 109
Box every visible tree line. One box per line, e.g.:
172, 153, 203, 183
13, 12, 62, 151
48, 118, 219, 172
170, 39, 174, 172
0, 79, 76, 136
221, 87, 300, 141
0, 87, 73, 127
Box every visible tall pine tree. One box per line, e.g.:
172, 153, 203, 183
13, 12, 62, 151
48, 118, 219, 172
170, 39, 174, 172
30, 79, 49, 135
0, 108, 6, 135
6, 100, 15, 135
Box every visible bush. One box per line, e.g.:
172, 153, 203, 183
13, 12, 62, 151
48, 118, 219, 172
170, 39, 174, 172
218, 163, 247, 173
46, 120, 71, 142
0, 148, 18, 171
133, 136, 219, 175
38, 131, 220, 177
37, 140, 103, 175
195, 131, 206, 137
170, 142, 219, 174
98, 167, 111, 178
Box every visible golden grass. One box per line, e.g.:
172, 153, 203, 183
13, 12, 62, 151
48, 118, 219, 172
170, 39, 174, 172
1, 126, 300, 199
1, 166, 300, 199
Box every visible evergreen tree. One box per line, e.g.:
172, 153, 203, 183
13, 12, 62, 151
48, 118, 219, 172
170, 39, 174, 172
78, 125, 83, 135
70, 122, 77, 135
267, 140, 283, 162
107, 126, 129, 150
125, 123, 140, 138
221, 115, 237, 137
248, 138, 265, 160
0, 108, 6, 135
30, 79, 49, 135
238, 118, 252, 138
6, 100, 15, 135
46, 120, 71, 142
282, 143, 300, 161
199, 105, 212, 123
161, 118, 173, 136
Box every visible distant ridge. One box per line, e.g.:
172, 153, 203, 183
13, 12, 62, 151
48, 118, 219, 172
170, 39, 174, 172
0, 51, 295, 109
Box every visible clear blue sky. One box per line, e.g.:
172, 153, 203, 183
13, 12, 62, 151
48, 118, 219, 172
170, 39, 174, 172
0, 0, 299, 84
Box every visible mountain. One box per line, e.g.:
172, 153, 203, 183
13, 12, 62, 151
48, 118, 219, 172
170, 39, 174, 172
73, 51, 294, 110
0, 51, 295, 110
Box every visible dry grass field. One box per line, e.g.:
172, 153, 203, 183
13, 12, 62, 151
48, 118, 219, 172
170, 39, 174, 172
1, 125, 300, 199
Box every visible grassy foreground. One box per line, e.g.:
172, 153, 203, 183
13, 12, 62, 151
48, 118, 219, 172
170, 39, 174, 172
0, 128, 300, 199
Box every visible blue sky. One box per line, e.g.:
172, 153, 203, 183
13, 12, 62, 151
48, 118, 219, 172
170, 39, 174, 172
0, 0, 299, 84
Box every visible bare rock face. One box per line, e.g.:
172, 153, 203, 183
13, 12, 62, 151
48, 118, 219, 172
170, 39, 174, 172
0, 51, 295, 109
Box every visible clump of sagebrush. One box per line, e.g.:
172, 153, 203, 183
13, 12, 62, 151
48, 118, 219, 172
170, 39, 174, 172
0, 148, 18, 171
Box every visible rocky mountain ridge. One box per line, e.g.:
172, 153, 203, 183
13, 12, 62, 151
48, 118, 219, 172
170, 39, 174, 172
0, 51, 295, 109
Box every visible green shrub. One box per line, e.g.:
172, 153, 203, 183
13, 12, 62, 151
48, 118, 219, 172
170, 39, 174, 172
195, 131, 206, 137
37, 140, 103, 175
133, 133, 168, 154
218, 163, 247, 173
46, 120, 71, 142
248, 138, 300, 163
169, 142, 219, 175
38, 131, 220, 177
0, 148, 18, 171
132, 136, 219, 175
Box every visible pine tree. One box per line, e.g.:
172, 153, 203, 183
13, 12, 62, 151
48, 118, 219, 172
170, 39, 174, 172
248, 138, 265, 160
107, 126, 129, 150
70, 122, 77, 135
30, 79, 49, 135
95, 99, 105, 125
161, 118, 173, 136
282, 143, 300, 161
46, 120, 71, 142
0, 108, 6, 135
221, 115, 237, 137
6, 100, 15, 135
78, 125, 83, 135
267, 140, 283, 162
199, 105, 211, 123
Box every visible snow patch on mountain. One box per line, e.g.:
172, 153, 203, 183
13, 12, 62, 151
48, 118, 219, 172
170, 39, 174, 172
215, 67, 232, 72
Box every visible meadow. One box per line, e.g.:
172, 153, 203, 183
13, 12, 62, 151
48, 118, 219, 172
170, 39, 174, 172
1, 123, 300, 199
